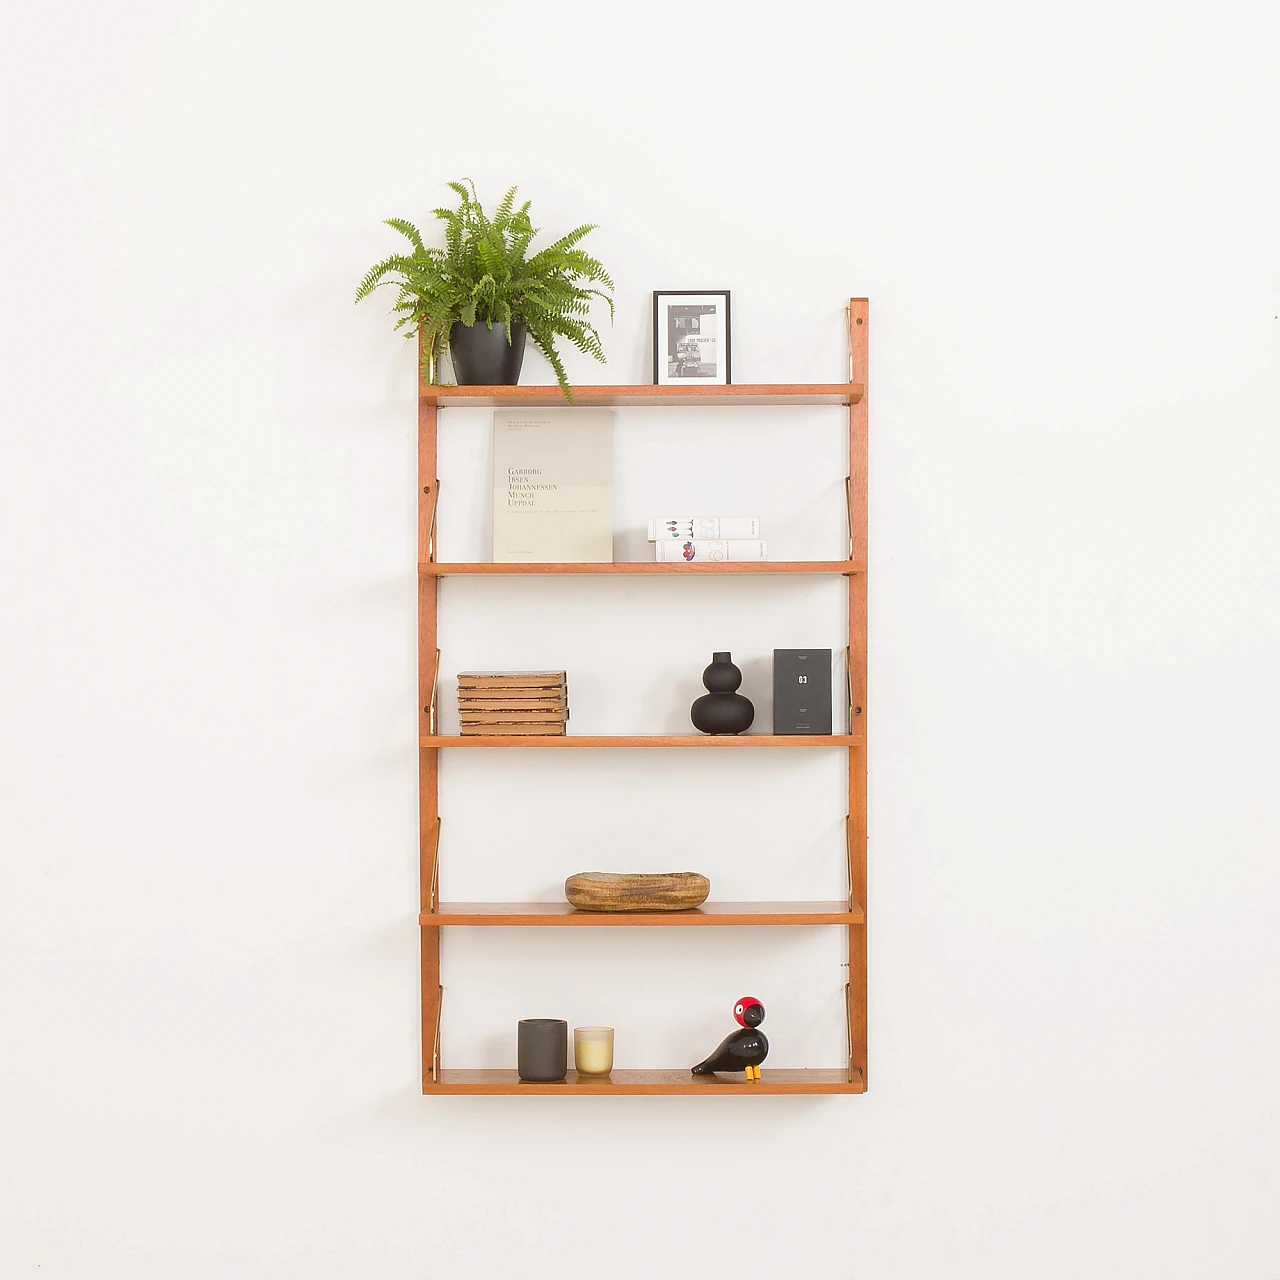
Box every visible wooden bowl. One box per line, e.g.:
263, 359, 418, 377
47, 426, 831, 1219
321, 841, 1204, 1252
564, 871, 711, 913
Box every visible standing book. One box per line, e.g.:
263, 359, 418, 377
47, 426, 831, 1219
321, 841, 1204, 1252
492, 411, 613, 562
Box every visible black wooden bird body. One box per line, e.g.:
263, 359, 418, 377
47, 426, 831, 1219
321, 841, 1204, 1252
692, 997, 769, 1080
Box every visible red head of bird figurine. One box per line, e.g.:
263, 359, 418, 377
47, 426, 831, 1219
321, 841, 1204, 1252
691, 996, 768, 1081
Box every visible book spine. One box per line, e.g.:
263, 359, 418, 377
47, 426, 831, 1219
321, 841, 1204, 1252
456, 698, 569, 711
647, 517, 761, 541
456, 679, 567, 691
457, 690, 568, 700
459, 724, 567, 736
459, 712, 568, 724
457, 676, 567, 683
654, 539, 768, 563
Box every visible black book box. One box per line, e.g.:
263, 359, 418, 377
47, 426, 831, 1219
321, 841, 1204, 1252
772, 649, 833, 735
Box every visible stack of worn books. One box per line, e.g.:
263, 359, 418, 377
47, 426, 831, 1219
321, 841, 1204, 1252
456, 671, 569, 737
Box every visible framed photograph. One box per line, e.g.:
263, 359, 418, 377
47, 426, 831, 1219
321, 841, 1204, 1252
653, 291, 731, 386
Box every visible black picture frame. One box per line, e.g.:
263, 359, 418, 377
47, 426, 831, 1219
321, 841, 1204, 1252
652, 291, 732, 386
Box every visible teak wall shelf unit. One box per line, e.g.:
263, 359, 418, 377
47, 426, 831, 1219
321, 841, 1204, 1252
417, 298, 869, 1097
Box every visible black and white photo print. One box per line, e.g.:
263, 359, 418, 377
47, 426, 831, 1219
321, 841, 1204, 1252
653, 291, 731, 385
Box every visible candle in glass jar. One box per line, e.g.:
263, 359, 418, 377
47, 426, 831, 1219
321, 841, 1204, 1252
573, 1026, 614, 1076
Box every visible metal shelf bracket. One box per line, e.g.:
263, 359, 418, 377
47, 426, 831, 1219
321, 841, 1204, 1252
429, 817, 441, 912
844, 475, 854, 561
428, 649, 441, 734
425, 479, 441, 563
844, 983, 855, 1085
844, 646, 855, 734
844, 814, 855, 911
431, 986, 443, 1083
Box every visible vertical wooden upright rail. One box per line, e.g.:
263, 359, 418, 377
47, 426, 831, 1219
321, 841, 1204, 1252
847, 298, 869, 1087
418, 348, 441, 1090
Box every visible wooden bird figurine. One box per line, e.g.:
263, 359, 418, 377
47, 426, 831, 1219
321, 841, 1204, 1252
691, 996, 768, 1081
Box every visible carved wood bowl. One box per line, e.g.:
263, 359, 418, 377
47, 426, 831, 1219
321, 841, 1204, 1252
564, 871, 711, 913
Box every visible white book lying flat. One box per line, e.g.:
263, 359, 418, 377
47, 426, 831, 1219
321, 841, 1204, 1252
647, 517, 761, 541
654, 539, 768, 563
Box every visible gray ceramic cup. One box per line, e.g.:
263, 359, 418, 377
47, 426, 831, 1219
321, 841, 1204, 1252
518, 1018, 568, 1081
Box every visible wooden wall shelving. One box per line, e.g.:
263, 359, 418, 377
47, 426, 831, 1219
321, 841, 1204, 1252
417, 299, 869, 1097
421, 383, 863, 407
420, 560, 865, 576
429, 1068, 865, 1096
419, 734, 863, 749
422, 901, 866, 927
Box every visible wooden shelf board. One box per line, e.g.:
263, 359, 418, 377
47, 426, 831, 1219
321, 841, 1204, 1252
422, 900, 865, 926
421, 383, 863, 407
420, 734, 863, 749
424, 1068, 864, 1095
420, 560, 865, 577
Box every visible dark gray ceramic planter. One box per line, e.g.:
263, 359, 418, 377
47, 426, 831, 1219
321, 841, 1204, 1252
449, 320, 527, 385
517, 1018, 568, 1081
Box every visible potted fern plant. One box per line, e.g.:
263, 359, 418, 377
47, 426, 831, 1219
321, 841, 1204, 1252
355, 180, 614, 400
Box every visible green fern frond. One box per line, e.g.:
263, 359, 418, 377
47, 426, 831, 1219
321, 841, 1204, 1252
492, 186, 517, 230
527, 223, 597, 264
383, 218, 425, 251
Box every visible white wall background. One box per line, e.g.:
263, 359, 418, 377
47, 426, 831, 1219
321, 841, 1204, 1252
2, 1, 1277, 1276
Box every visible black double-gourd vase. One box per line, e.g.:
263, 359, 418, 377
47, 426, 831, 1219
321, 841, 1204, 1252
690, 652, 755, 735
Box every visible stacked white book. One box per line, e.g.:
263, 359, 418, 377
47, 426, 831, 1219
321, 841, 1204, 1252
648, 516, 766, 563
